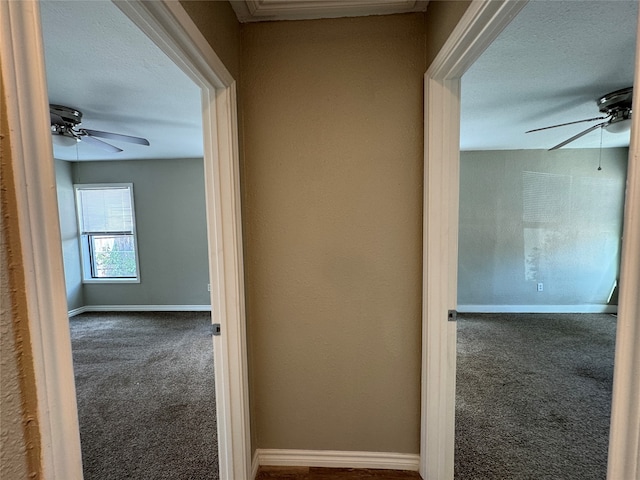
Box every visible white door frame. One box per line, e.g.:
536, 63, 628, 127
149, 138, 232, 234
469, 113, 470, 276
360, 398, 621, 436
607, 10, 640, 478
0, 1, 251, 478
421, 1, 640, 479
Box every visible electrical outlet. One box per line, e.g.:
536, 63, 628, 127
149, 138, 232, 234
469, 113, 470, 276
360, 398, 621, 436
537, 282, 544, 292
207, 283, 211, 292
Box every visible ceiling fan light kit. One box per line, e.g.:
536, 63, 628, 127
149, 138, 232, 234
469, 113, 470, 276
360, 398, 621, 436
526, 87, 632, 150
605, 116, 631, 134
49, 104, 150, 154
51, 129, 79, 147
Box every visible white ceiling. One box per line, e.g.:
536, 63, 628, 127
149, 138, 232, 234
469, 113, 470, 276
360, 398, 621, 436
461, 0, 637, 151
40, 1, 203, 161
40, 0, 637, 162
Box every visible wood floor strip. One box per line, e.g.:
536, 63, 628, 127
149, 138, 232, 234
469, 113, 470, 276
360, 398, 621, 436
256, 466, 422, 479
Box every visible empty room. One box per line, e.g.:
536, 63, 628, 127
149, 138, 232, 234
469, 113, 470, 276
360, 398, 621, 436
455, 1, 635, 478
43, 1, 221, 478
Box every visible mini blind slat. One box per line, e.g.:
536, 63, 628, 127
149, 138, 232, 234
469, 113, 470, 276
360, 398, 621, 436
78, 187, 133, 234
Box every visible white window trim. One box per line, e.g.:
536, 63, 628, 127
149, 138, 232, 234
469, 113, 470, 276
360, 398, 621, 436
74, 182, 141, 284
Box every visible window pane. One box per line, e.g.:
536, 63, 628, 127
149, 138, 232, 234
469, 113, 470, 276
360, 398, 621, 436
75, 184, 139, 282
78, 187, 133, 233
90, 235, 137, 278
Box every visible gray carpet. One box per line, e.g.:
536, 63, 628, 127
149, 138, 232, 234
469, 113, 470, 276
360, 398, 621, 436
455, 313, 616, 480
69, 311, 218, 480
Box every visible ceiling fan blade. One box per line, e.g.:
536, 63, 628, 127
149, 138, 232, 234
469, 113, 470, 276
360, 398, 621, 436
50, 112, 65, 125
549, 122, 608, 150
526, 116, 608, 133
83, 129, 150, 146
80, 135, 123, 153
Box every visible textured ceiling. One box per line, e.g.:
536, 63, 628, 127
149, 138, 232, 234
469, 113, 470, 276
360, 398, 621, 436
40, 1, 638, 162
461, 0, 637, 151
40, 1, 203, 161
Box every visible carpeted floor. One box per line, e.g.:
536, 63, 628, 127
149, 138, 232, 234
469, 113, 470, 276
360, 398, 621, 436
455, 313, 616, 480
69, 311, 218, 480
71, 311, 615, 479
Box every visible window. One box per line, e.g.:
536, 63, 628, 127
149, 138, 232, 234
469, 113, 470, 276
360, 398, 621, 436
74, 183, 140, 283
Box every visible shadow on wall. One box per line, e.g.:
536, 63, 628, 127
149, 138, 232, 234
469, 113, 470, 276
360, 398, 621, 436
458, 148, 628, 308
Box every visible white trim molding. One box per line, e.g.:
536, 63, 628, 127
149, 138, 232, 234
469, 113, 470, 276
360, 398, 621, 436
251, 451, 260, 480
68, 307, 88, 318
2, 0, 251, 479
458, 304, 617, 314
255, 449, 420, 472
421, 73, 461, 480
231, 0, 428, 23
423, 1, 640, 480
114, 0, 232, 88
68, 305, 212, 317
421, 1, 528, 479
607, 7, 640, 478
115, 3, 251, 479
1, 1, 84, 477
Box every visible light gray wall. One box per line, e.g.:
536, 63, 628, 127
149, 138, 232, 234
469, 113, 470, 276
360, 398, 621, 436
55, 159, 84, 310
70, 158, 210, 307
458, 148, 628, 309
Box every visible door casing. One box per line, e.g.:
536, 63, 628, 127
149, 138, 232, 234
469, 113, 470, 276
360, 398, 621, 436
3, 1, 638, 478
0, 1, 251, 478
420, 1, 640, 479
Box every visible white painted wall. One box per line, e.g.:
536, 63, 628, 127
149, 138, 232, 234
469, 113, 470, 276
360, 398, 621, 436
458, 147, 628, 311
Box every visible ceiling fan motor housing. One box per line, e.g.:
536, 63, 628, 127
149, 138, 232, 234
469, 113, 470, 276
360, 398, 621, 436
598, 87, 632, 133
598, 87, 632, 115
50, 104, 83, 125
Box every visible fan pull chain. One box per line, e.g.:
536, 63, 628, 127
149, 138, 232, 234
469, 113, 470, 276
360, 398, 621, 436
597, 126, 603, 171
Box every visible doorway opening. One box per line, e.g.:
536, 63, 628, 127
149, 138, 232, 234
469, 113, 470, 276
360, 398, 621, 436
42, 4, 218, 472
421, 1, 640, 479
0, 1, 250, 478
453, 2, 635, 474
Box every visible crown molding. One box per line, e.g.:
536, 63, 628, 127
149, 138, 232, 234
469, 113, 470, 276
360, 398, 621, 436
230, 0, 428, 23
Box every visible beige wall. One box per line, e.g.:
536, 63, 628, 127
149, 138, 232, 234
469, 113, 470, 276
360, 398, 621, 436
425, 0, 471, 67
0, 74, 41, 479
155, 0, 470, 457
1, 2, 471, 475
241, 13, 426, 453
181, 0, 242, 79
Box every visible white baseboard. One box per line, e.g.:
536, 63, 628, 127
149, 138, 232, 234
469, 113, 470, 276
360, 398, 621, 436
68, 306, 88, 317
254, 449, 420, 472
252, 451, 260, 479
68, 305, 211, 316
458, 304, 617, 314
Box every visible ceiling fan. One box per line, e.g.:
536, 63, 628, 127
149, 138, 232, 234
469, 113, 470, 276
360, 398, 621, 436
50, 104, 150, 153
526, 87, 633, 150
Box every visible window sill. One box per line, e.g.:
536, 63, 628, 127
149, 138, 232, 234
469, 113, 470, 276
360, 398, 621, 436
82, 278, 140, 285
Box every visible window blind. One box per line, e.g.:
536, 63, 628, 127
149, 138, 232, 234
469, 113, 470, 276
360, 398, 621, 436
77, 186, 134, 234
